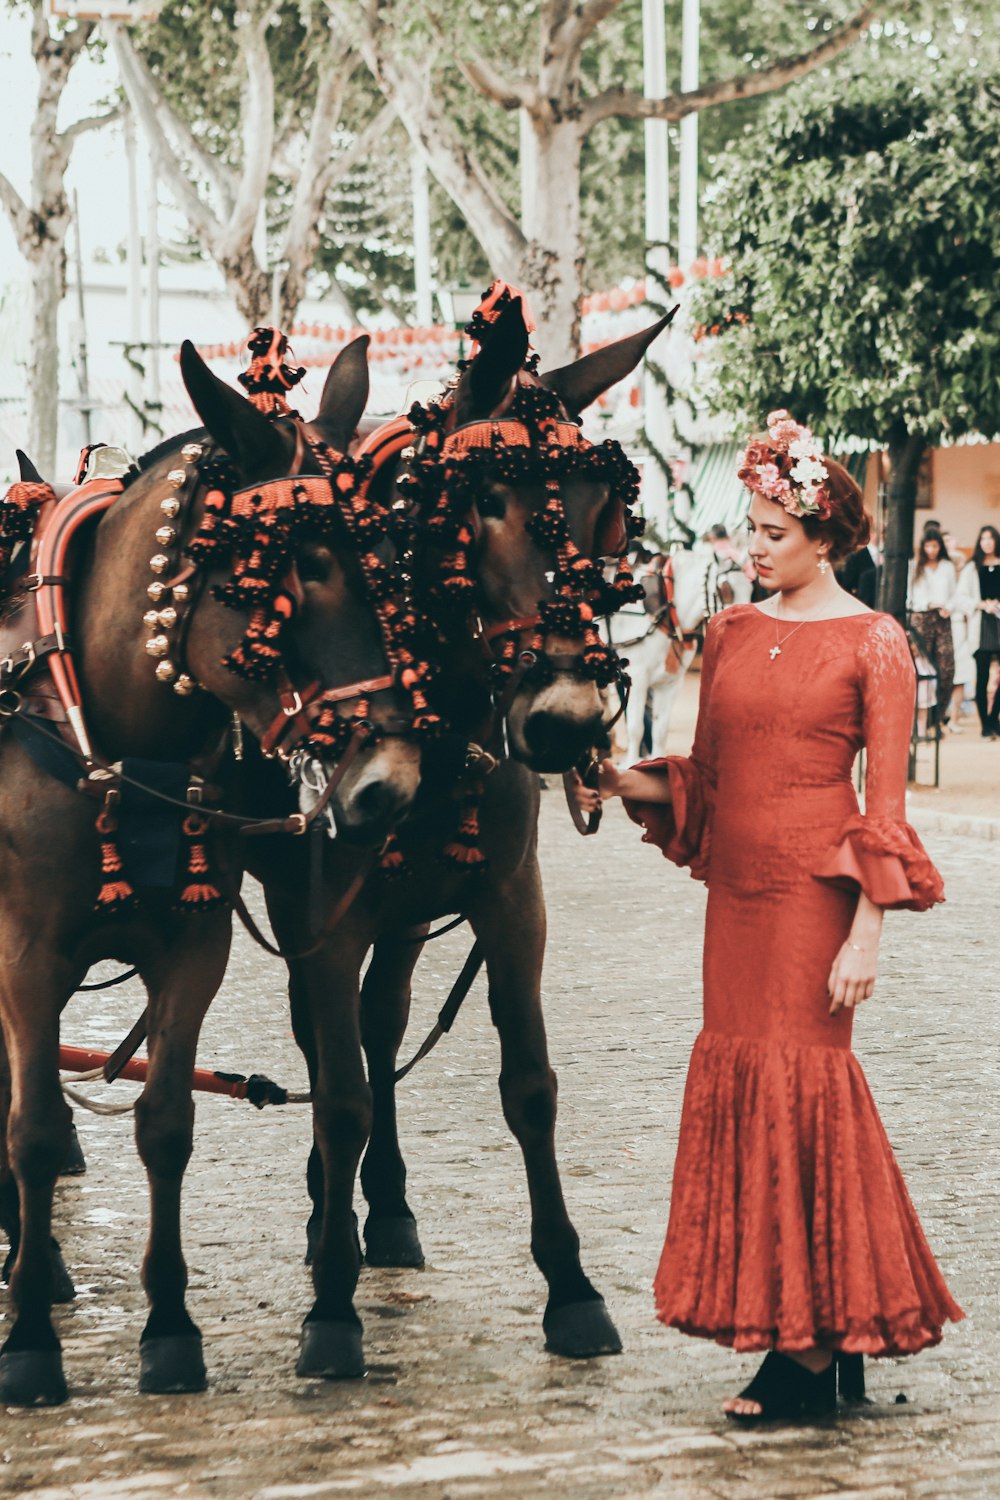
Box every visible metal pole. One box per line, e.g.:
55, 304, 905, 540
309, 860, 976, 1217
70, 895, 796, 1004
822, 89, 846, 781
641, 0, 671, 536
678, 0, 701, 271
411, 151, 433, 327
146, 146, 161, 422
123, 106, 144, 452
71, 189, 92, 447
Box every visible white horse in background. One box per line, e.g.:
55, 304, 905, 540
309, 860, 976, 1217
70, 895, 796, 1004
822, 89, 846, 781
608, 547, 752, 764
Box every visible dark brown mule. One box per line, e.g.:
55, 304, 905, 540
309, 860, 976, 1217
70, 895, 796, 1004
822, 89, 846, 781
0, 336, 419, 1405
242, 299, 670, 1378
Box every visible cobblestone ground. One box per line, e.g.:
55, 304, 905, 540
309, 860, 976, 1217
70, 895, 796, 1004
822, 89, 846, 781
2, 797, 996, 1500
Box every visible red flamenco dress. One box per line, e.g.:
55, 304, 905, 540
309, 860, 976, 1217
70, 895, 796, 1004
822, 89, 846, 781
624, 605, 963, 1356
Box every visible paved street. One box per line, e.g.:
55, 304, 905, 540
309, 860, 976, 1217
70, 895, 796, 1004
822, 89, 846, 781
1, 791, 997, 1500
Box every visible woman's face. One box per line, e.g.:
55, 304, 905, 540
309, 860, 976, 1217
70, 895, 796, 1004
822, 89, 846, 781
981, 530, 998, 559
923, 537, 941, 563
746, 494, 828, 591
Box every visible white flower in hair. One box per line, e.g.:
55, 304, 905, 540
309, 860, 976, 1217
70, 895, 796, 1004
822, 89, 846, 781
790, 454, 828, 488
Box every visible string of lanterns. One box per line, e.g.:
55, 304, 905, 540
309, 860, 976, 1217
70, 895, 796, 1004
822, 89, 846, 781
185, 265, 729, 366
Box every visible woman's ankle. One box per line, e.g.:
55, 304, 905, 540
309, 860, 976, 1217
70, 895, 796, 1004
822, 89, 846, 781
784, 1348, 833, 1374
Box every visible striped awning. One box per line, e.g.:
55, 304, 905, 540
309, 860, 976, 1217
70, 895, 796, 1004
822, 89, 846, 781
687, 442, 871, 538
688, 442, 747, 536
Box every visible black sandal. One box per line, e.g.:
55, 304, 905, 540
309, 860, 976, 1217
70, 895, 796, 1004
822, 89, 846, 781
837, 1352, 869, 1404
725, 1351, 837, 1424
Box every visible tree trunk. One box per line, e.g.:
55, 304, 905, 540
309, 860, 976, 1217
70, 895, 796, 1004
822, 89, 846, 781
879, 423, 925, 623
518, 112, 583, 367
26, 232, 66, 474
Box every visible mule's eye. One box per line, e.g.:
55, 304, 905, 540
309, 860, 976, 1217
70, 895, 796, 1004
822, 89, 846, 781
477, 489, 506, 521
297, 546, 333, 584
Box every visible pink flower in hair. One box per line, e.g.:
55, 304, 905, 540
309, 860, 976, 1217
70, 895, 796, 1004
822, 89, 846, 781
737, 410, 831, 519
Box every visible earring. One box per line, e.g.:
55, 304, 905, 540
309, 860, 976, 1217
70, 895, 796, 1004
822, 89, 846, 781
817, 553, 830, 575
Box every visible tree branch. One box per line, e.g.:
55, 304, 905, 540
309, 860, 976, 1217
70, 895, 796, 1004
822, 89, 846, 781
109, 24, 222, 247
59, 105, 123, 147
0, 170, 33, 251
110, 25, 236, 216
276, 51, 355, 266
458, 48, 534, 110
558, 0, 623, 57
328, 0, 526, 273
220, 10, 275, 260
580, 5, 874, 130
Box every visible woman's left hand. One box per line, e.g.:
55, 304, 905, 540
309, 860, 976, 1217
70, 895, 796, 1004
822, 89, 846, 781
828, 939, 878, 1014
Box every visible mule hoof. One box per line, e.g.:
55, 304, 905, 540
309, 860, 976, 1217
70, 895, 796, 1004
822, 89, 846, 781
364, 1216, 425, 1268
296, 1321, 366, 1379
138, 1335, 206, 1394
51, 1239, 76, 1304
0, 1349, 68, 1406
543, 1299, 623, 1359
59, 1123, 87, 1176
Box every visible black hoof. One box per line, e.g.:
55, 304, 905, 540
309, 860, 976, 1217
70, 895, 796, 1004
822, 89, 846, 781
296, 1320, 366, 1379
364, 1215, 425, 1268
59, 1124, 87, 1176
51, 1239, 76, 1304
543, 1298, 623, 1359
0, 1349, 68, 1406
138, 1335, 206, 1394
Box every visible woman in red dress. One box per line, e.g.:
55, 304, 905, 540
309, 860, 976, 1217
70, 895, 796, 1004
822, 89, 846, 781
578, 412, 963, 1421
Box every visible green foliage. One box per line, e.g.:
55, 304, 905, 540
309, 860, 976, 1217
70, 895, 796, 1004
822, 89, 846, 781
688, 26, 1000, 444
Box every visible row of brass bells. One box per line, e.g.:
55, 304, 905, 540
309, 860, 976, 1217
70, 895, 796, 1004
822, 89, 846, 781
153, 659, 196, 693
146, 450, 201, 696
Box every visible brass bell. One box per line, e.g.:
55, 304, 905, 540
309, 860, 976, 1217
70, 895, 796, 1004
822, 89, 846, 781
149, 553, 170, 574
143, 609, 160, 629
167, 468, 186, 485
147, 580, 167, 602
158, 606, 178, 628
160, 497, 181, 518
155, 525, 177, 546
154, 660, 177, 683
174, 673, 196, 695
172, 582, 191, 604
145, 634, 170, 658
181, 443, 203, 460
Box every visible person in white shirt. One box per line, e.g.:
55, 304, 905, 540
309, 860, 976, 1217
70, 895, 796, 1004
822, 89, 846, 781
907, 529, 957, 730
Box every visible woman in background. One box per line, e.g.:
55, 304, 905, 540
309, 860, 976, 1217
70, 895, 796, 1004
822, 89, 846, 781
907, 529, 957, 731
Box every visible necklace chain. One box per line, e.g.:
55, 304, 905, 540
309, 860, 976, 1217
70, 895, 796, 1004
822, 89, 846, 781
769, 599, 812, 661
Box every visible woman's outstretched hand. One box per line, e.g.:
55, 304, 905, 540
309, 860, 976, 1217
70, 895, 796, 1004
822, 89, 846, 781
567, 759, 673, 812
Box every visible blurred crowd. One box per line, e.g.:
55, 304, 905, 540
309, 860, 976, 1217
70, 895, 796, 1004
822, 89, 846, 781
631, 519, 1000, 742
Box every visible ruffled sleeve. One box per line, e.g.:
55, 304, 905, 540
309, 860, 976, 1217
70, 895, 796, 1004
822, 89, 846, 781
814, 813, 944, 911
621, 613, 723, 882
814, 614, 945, 912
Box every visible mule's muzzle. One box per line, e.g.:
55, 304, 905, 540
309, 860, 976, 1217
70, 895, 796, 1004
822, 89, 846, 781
333, 778, 413, 847
518, 707, 604, 774
329, 737, 422, 846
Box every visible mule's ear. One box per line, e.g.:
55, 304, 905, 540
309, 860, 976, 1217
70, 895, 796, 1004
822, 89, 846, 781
456, 296, 529, 422
179, 339, 288, 476
16, 449, 44, 483
541, 307, 679, 415
312, 334, 370, 451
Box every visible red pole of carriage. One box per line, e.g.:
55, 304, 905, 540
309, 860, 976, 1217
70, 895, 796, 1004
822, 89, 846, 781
58, 1046, 296, 1106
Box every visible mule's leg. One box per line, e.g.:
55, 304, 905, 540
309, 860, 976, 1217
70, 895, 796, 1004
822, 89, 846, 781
359, 935, 425, 1267
0, 1031, 74, 1308
272, 901, 372, 1380
0, 990, 73, 1405
133, 918, 231, 1395
470, 867, 622, 1360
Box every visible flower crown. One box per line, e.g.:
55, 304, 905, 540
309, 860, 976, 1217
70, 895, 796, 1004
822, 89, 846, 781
737, 410, 831, 520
